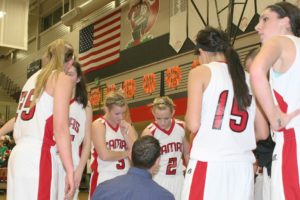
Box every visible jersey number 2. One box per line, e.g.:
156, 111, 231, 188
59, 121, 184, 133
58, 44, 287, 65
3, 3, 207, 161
212, 90, 250, 132
166, 157, 177, 175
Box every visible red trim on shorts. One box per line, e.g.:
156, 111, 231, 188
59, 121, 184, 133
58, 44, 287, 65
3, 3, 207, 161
89, 170, 99, 199
282, 128, 300, 199
273, 90, 300, 199
189, 161, 207, 200
89, 149, 99, 199
38, 116, 56, 200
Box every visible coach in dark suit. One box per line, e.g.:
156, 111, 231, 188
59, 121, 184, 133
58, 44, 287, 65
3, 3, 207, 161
92, 135, 175, 200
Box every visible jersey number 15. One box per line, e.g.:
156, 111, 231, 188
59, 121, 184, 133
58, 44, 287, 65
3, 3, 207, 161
212, 90, 251, 132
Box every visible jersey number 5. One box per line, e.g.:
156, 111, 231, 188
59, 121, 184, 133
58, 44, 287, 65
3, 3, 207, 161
16, 89, 36, 121
212, 90, 250, 132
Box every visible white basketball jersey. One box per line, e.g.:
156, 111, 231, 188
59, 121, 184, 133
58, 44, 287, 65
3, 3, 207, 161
269, 36, 300, 199
190, 62, 256, 162
90, 117, 129, 181
69, 100, 86, 166
14, 70, 55, 145
56, 101, 86, 200
147, 119, 185, 176
270, 35, 300, 130
9, 70, 58, 200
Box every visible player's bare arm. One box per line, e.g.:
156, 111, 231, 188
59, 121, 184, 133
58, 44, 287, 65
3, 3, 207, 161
92, 120, 128, 161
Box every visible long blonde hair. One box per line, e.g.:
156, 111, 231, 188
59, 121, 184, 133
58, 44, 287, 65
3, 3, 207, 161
32, 39, 74, 105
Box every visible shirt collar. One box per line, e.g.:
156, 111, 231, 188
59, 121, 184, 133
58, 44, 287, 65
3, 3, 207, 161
128, 167, 152, 179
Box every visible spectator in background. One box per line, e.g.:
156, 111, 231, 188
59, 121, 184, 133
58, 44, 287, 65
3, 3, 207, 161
92, 135, 175, 200
0, 136, 11, 167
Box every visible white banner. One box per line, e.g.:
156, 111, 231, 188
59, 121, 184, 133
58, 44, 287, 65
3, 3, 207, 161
188, 0, 221, 44
0, 0, 29, 50
169, 0, 187, 53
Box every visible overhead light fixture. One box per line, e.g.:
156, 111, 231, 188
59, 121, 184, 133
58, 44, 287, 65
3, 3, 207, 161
0, 11, 6, 18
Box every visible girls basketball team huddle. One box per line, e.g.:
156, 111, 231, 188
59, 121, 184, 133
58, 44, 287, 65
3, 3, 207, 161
2, 1, 300, 200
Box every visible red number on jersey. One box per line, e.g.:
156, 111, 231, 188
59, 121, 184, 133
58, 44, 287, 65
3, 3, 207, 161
229, 99, 249, 132
166, 157, 177, 175
70, 135, 75, 141
212, 90, 251, 132
212, 91, 228, 129
16, 89, 36, 121
116, 159, 125, 170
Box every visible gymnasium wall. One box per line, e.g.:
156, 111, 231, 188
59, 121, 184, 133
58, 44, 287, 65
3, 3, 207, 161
0, 0, 261, 123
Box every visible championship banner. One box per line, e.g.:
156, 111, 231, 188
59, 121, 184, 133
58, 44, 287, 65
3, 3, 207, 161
188, 0, 203, 44
127, 0, 159, 48
169, 0, 187, 52
188, 0, 223, 43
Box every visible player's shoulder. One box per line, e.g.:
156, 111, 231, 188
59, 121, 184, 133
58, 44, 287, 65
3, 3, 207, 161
142, 123, 156, 136
145, 122, 155, 130
93, 116, 106, 126
174, 119, 185, 129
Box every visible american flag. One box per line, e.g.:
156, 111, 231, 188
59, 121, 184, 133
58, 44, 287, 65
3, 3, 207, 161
79, 9, 121, 74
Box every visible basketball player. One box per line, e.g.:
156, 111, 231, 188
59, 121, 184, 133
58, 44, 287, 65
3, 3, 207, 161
142, 96, 190, 200
0, 54, 53, 139
2, 61, 91, 200
57, 62, 92, 200
1, 61, 92, 200
7, 39, 75, 200
250, 2, 300, 199
245, 48, 274, 200
182, 27, 268, 200
89, 91, 137, 199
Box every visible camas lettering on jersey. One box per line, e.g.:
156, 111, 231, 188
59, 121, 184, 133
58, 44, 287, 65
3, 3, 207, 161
69, 117, 80, 133
160, 142, 182, 155
106, 139, 127, 150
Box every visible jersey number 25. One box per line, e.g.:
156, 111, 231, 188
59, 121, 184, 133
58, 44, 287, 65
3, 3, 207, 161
16, 89, 36, 121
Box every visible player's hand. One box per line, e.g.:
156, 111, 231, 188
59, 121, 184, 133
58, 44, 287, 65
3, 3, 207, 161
271, 107, 300, 131
120, 120, 129, 136
64, 171, 75, 200
127, 149, 132, 161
